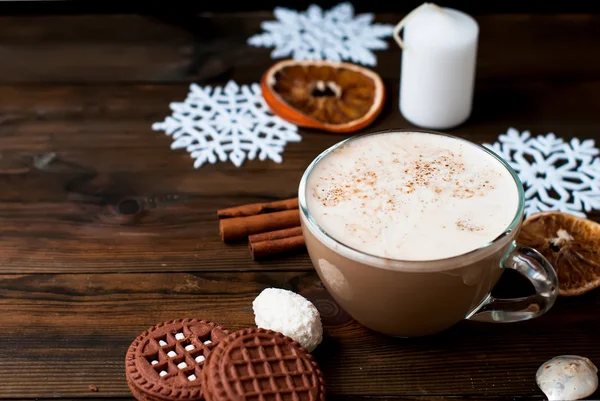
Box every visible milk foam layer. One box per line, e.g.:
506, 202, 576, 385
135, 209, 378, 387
305, 132, 520, 261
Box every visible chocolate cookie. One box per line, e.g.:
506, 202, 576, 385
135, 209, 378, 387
126, 318, 230, 401
202, 328, 326, 401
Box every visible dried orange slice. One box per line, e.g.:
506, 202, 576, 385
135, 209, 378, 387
518, 211, 600, 296
261, 59, 385, 133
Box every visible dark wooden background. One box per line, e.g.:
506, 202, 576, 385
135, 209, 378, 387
2, 1, 600, 14
0, 2, 599, 400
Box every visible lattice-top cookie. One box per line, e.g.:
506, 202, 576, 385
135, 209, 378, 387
126, 318, 230, 401
202, 328, 326, 401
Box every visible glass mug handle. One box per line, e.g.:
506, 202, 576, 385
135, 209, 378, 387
467, 243, 559, 323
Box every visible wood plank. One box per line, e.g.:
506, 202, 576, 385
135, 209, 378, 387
0, 15, 196, 84
1, 12, 598, 401
0, 272, 598, 399
0, 14, 598, 83
1, 78, 600, 151
0, 78, 599, 273
0, 0, 599, 14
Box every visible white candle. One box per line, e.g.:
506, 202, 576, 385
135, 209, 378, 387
394, 3, 479, 129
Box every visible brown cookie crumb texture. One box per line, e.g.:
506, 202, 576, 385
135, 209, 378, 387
202, 328, 326, 401
125, 318, 230, 401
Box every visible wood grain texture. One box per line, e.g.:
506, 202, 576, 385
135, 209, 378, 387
0, 14, 598, 83
0, 272, 598, 399
0, 78, 599, 273
0, 11, 600, 401
1, 1, 599, 14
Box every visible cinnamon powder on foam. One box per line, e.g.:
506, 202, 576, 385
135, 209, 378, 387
306, 132, 519, 261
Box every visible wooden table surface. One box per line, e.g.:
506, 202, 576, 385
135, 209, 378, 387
1, 10, 599, 401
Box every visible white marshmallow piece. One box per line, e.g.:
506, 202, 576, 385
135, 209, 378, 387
185, 344, 195, 351
188, 374, 197, 381
195, 355, 205, 363
159, 371, 167, 377
159, 340, 167, 346
203, 340, 212, 345
167, 351, 177, 358
252, 288, 323, 352
175, 332, 185, 340
177, 362, 187, 369
151, 360, 159, 365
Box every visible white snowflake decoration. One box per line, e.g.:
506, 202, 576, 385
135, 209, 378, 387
248, 2, 394, 66
484, 127, 600, 217
152, 81, 300, 168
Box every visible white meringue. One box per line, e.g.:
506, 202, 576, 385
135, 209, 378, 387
252, 287, 323, 352
536, 355, 598, 401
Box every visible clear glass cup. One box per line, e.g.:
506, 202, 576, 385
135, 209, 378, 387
298, 129, 558, 337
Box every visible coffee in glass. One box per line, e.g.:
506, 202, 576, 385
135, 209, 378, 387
299, 130, 558, 337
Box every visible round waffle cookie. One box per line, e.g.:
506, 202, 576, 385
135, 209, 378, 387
126, 318, 230, 401
202, 328, 326, 401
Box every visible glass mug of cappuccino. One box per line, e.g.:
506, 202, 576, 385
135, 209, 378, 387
298, 130, 558, 337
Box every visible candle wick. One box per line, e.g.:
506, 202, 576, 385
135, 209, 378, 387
393, 2, 444, 50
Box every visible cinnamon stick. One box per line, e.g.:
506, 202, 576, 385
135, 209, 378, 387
219, 209, 300, 242
248, 226, 303, 244
217, 197, 298, 218
249, 235, 306, 260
